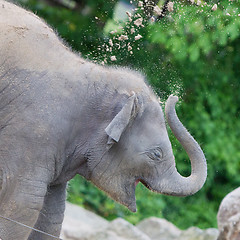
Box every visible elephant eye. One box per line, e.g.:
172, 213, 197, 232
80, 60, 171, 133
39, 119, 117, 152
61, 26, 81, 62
146, 147, 163, 160
153, 149, 162, 158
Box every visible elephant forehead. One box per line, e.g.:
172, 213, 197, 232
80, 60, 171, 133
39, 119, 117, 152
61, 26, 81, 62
140, 101, 165, 122
132, 103, 167, 136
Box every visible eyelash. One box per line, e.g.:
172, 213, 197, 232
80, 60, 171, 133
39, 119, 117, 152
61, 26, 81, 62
145, 147, 163, 160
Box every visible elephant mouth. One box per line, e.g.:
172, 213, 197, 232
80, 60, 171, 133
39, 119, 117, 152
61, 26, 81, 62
135, 178, 154, 191
135, 179, 140, 187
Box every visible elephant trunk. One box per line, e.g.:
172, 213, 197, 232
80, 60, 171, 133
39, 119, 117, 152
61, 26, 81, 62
158, 95, 207, 196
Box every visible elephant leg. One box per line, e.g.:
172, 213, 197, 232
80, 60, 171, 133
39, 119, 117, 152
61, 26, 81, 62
0, 176, 48, 239
28, 183, 67, 240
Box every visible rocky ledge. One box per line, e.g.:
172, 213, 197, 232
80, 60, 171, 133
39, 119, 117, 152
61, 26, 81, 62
60, 202, 219, 240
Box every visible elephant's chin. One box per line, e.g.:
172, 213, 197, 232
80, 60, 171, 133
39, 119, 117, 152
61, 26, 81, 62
114, 182, 137, 212
125, 198, 137, 212
92, 177, 137, 212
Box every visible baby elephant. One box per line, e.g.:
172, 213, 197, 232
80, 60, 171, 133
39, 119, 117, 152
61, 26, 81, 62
0, 0, 207, 239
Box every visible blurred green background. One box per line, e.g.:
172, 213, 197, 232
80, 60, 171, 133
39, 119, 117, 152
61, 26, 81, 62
17, 0, 240, 229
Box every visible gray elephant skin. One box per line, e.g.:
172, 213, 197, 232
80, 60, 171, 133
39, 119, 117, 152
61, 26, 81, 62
0, 1, 207, 239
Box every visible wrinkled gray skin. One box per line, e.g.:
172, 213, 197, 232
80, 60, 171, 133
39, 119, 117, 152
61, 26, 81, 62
0, 1, 207, 239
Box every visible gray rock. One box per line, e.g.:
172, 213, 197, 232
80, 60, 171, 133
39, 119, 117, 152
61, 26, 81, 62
79, 230, 127, 240
217, 187, 240, 240
61, 203, 149, 240
179, 227, 218, 240
61, 202, 219, 240
205, 228, 220, 239
137, 217, 181, 240
137, 217, 218, 240
108, 218, 151, 240
61, 202, 109, 240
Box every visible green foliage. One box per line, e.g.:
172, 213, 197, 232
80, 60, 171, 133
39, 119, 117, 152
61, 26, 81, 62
17, 0, 240, 230
149, 1, 240, 62
146, 0, 240, 228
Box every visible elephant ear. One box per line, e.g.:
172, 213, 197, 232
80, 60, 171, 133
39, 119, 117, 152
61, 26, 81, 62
105, 92, 138, 148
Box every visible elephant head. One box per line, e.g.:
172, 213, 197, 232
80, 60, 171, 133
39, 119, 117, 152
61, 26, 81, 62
87, 94, 207, 212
